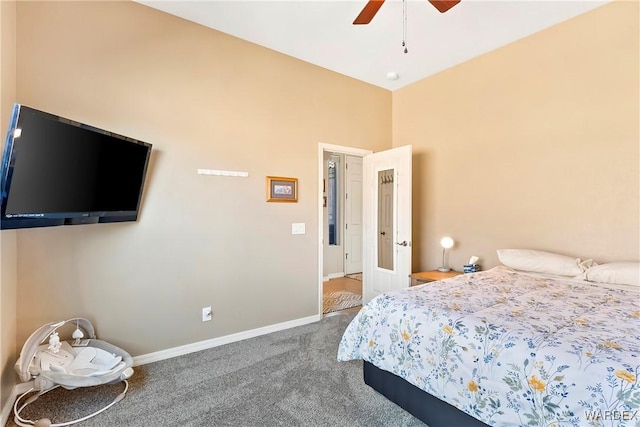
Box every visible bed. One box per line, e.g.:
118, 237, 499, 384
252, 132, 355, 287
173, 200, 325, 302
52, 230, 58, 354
337, 264, 640, 427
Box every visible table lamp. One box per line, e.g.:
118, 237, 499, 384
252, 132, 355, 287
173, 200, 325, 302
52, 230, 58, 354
438, 237, 454, 272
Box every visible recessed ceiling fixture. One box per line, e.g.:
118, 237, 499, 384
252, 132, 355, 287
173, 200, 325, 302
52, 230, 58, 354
386, 72, 399, 81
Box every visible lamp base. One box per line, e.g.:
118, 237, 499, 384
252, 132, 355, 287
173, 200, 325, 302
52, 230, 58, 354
437, 267, 451, 272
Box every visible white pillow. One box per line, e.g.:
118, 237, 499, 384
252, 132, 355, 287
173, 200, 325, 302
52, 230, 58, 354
585, 262, 640, 287
496, 249, 585, 277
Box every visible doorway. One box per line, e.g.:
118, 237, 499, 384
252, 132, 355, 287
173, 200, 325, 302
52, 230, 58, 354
317, 143, 413, 316
318, 144, 371, 316
322, 152, 364, 280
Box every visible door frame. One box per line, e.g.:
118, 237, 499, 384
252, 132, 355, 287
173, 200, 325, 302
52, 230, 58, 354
318, 143, 372, 316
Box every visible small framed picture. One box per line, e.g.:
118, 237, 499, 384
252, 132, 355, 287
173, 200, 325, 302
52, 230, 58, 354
266, 176, 298, 202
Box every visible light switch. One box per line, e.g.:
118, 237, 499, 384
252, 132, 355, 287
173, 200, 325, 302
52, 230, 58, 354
292, 223, 305, 235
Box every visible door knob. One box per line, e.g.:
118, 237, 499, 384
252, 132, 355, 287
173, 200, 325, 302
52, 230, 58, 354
380, 231, 386, 235
395, 240, 408, 246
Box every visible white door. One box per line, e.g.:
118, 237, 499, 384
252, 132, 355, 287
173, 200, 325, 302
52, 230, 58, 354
344, 155, 363, 275
363, 145, 412, 304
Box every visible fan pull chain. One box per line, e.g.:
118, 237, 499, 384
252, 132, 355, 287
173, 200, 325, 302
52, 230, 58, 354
402, 0, 408, 53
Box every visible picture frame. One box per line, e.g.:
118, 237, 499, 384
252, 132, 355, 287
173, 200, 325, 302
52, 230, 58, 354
266, 176, 298, 203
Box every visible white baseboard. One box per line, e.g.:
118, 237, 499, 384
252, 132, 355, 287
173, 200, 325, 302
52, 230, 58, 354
132, 314, 321, 366
326, 272, 345, 280
1, 314, 321, 424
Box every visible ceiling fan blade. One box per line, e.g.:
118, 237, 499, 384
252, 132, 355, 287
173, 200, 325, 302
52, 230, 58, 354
428, 0, 461, 13
353, 0, 385, 25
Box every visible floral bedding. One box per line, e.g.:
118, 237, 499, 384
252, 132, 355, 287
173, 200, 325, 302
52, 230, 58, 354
337, 267, 640, 426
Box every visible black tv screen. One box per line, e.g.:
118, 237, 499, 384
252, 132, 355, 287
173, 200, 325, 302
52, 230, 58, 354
0, 104, 152, 230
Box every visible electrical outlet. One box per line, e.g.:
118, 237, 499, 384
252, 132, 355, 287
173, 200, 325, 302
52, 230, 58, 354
202, 306, 212, 322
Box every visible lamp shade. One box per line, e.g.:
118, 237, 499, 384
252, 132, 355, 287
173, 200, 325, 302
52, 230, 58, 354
440, 237, 454, 249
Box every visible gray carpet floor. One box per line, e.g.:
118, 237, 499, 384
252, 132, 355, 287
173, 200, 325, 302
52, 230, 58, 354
7, 312, 426, 426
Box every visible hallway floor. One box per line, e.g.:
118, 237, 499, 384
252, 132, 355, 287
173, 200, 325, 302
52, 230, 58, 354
323, 276, 362, 295
323, 275, 362, 317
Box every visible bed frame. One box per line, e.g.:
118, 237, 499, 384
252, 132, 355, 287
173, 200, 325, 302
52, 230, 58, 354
363, 361, 489, 427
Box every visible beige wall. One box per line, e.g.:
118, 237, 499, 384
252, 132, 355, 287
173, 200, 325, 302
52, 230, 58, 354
0, 0, 18, 415
13, 1, 391, 356
394, 1, 639, 272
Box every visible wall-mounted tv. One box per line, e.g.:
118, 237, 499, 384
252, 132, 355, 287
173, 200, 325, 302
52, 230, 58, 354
0, 104, 152, 230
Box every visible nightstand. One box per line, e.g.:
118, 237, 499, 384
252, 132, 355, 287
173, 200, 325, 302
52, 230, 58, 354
409, 270, 462, 286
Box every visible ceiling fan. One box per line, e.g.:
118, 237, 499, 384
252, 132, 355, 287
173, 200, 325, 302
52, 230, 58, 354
353, 0, 460, 25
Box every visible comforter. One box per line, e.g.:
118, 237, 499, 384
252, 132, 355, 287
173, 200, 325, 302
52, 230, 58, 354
337, 268, 640, 426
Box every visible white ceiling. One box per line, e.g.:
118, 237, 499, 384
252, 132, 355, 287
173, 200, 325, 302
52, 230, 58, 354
137, 0, 610, 91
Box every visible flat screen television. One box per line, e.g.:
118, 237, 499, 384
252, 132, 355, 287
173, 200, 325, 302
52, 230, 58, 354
0, 104, 152, 230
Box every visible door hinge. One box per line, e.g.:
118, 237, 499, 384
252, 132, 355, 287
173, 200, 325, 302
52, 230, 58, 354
345, 193, 348, 200
346, 253, 349, 260
346, 223, 348, 230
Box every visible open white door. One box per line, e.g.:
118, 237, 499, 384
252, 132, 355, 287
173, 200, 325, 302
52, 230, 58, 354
363, 145, 412, 304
